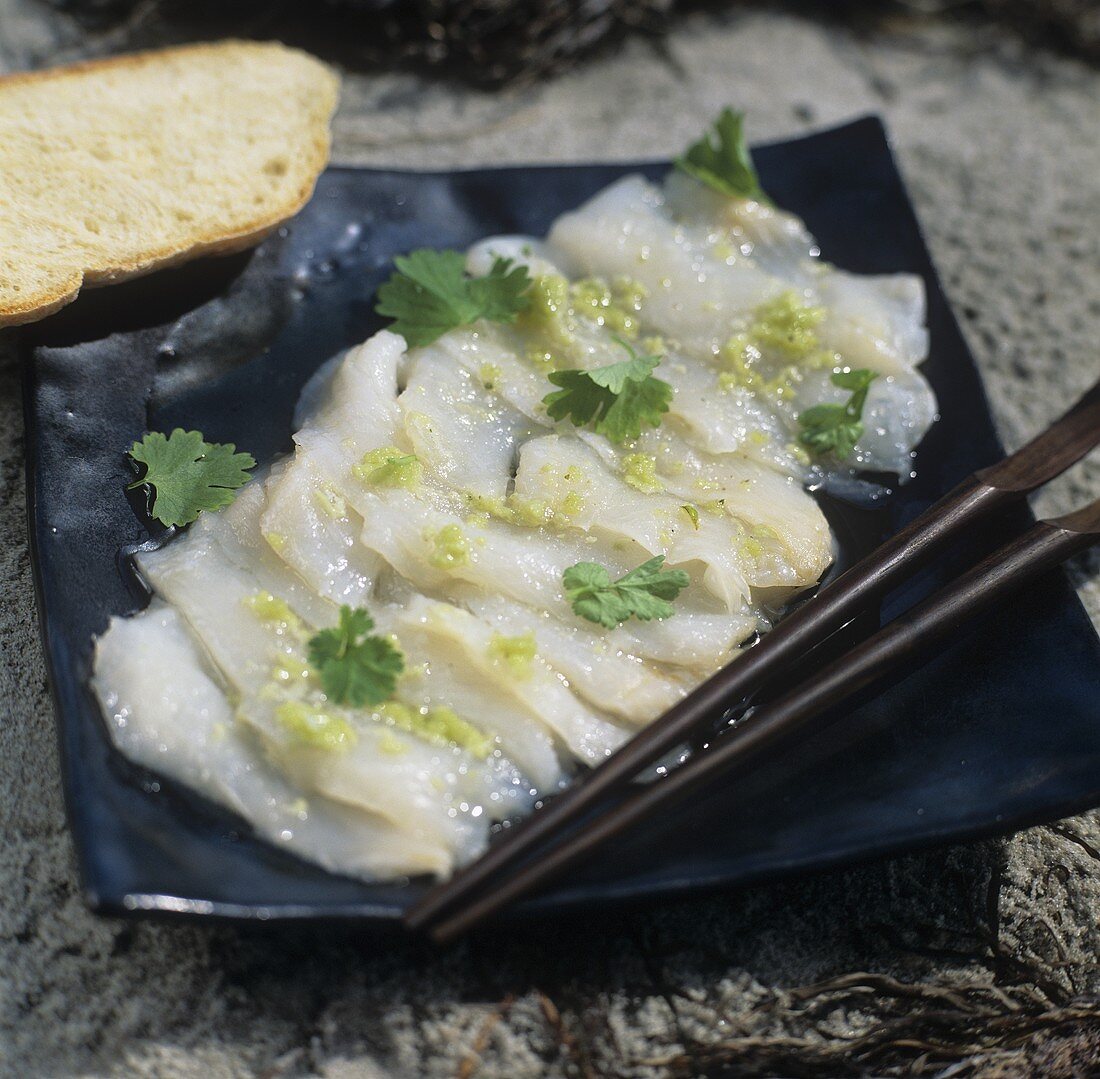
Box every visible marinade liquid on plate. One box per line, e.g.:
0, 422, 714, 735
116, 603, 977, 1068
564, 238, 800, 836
91, 156, 938, 883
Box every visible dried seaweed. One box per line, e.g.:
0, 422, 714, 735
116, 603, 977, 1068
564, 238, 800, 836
44, 0, 1100, 86
639, 979, 1100, 1078
982, 0, 1099, 59
45, 0, 674, 85
631, 867, 1100, 1079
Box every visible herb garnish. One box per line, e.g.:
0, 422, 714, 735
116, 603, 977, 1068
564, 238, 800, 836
307, 605, 405, 708
128, 429, 255, 527
542, 339, 673, 444
797, 369, 879, 461
676, 108, 771, 205
563, 555, 690, 629
375, 249, 532, 347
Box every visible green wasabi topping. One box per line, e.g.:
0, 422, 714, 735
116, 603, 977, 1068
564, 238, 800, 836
271, 657, 313, 686
425, 523, 470, 569
560, 490, 585, 517
504, 497, 554, 528
528, 273, 570, 322
531, 462, 587, 523
525, 346, 561, 373
263, 531, 287, 553
718, 292, 831, 398
621, 452, 663, 493
378, 701, 493, 758
377, 701, 417, 730
377, 730, 407, 756
424, 706, 494, 757
519, 274, 570, 334
751, 292, 826, 358
518, 274, 650, 369
465, 492, 525, 526
733, 523, 780, 562
478, 363, 502, 390
353, 446, 422, 489
465, 490, 579, 529
243, 592, 302, 634
571, 276, 648, 337
488, 631, 537, 676
733, 527, 763, 561
276, 701, 357, 752
312, 483, 347, 519
570, 278, 608, 311
514, 274, 574, 369
786, 441, 813, 467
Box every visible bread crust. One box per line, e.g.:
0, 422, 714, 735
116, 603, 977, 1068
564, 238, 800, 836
0, 41, 338, 328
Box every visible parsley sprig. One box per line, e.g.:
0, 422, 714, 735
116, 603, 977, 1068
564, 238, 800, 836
563, 555, 690, 629
676, 108, 771, 205
543, 339, 673, 444
797, 369, 879, 461
128, 429, 255, 527
307, 605, 405, 708
375, 249, 532, 348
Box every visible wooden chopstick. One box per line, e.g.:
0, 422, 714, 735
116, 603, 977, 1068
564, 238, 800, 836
404, 379, 1100, 933
428, 496, 1100, 943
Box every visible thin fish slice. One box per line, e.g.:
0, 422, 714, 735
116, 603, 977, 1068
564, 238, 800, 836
294, 329, 408, 463
549, 175, 929, 375
394, 595, 632, 766
513, 434, 752, 611
261, 452, 382, 607
350, 486, 757, 670
399, 348, 539, 501
450, 587, 689, 725
138, 525, 518, 859
93, 604, 453, 880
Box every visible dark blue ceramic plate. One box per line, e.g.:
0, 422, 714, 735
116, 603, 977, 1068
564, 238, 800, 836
24, 117, 1100, 923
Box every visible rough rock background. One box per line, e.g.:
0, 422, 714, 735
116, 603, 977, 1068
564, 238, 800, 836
1, 1, 1099, 1075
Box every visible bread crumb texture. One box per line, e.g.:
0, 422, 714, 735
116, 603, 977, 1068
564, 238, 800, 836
0, 41, 339, 326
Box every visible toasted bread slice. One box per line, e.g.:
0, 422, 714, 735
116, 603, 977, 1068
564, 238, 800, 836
0, 41, 339, 328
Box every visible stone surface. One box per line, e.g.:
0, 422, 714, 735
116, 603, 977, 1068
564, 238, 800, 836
1, 3, 1098, 1076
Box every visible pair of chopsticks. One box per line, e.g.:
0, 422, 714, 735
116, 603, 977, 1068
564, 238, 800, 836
407, 379, 1100, 944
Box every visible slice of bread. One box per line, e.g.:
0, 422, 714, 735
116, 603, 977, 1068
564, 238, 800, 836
0, 41, 339, 328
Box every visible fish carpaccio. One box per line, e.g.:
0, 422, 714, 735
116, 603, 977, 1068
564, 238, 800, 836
92, 168, 937, 881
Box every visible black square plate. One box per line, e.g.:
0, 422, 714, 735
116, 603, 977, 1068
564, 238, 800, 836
24, 117, 1100, 923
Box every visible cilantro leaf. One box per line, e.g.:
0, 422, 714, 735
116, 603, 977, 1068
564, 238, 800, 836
307, 605, 405, 708
128, 429, 255, 527
543, 339, 673, 444
562, 562, 633, 628
563, 555, 690, 629
468, 259, 534, 322
797, 369, 879, 461
375, 249, 532, 348
676, 108, 771, 205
